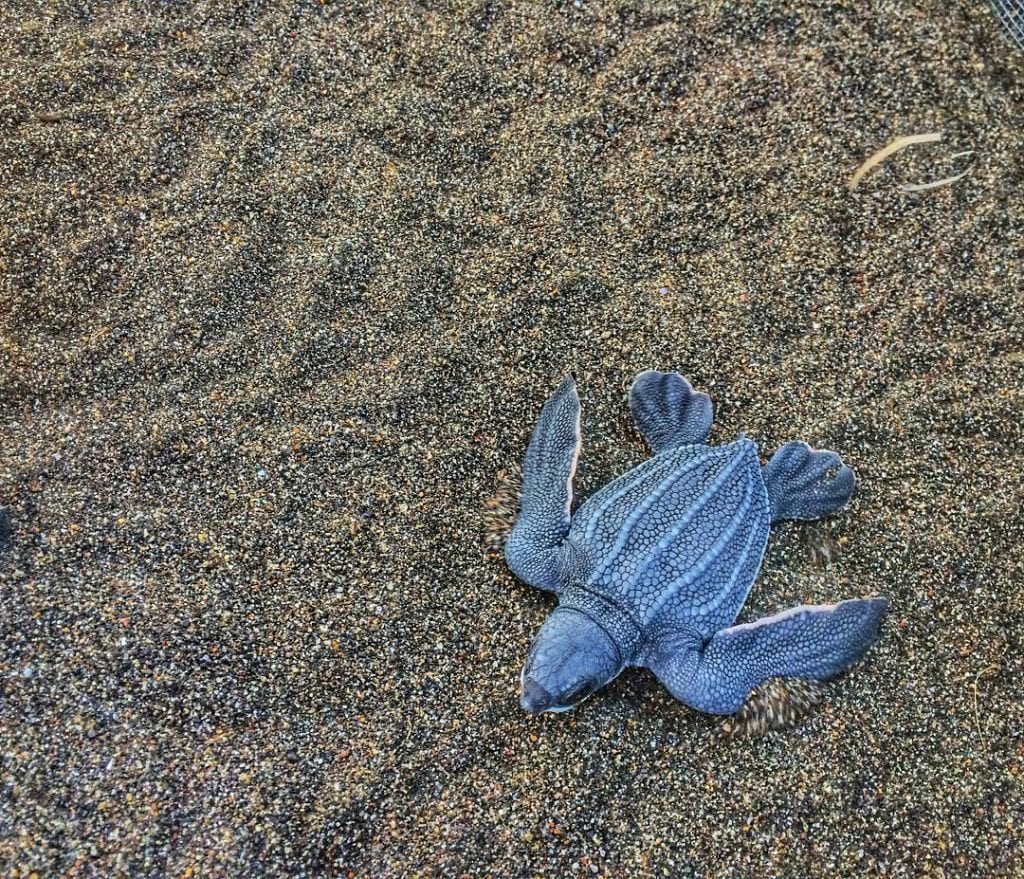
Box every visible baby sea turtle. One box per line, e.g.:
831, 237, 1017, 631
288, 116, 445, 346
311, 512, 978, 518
506, 371, 888, 718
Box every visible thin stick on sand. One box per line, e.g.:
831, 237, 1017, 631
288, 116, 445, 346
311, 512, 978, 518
848, 132, 944, 191
899, 169, 972, 193
972, 662, 998, 752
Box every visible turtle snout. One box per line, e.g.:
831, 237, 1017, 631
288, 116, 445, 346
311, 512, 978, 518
520, 677, 552, 714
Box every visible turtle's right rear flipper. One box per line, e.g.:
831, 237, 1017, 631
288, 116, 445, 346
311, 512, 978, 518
629, 371, 713, 452
764, 441, 855, 523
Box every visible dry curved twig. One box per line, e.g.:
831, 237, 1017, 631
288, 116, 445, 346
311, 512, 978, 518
848, 132, 944, 191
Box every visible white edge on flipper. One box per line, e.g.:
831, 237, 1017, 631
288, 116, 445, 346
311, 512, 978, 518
724, 602, 840, 634
563, 399, 582, 524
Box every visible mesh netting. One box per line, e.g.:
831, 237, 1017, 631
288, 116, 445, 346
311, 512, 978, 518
990, 0, 1024, 49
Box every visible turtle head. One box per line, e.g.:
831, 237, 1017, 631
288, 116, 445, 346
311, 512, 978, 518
519, 608, 622, 714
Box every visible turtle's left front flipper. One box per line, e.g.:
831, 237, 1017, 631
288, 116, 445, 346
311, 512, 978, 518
645, 597, 888, 714
505, 375, 582, 593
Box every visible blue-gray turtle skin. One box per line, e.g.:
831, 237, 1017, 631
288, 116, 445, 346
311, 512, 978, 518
506, 371, 888, 717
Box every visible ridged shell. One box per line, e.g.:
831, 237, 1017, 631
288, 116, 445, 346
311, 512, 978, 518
567, 438, 769, 637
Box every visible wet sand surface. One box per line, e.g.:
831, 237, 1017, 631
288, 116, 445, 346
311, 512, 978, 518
1, 2, 1022, 876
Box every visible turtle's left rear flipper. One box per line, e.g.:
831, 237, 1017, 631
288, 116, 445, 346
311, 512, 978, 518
764, 441, 855, 523
645, 597, 889, 714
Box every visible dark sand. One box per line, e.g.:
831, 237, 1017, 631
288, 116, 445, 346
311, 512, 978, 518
2, 2, 1022, 877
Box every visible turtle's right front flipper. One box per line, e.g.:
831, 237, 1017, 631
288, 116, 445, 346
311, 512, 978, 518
505, 375, 582, 594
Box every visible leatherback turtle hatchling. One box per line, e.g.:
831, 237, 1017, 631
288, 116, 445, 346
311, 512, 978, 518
506, 371, 888, 717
